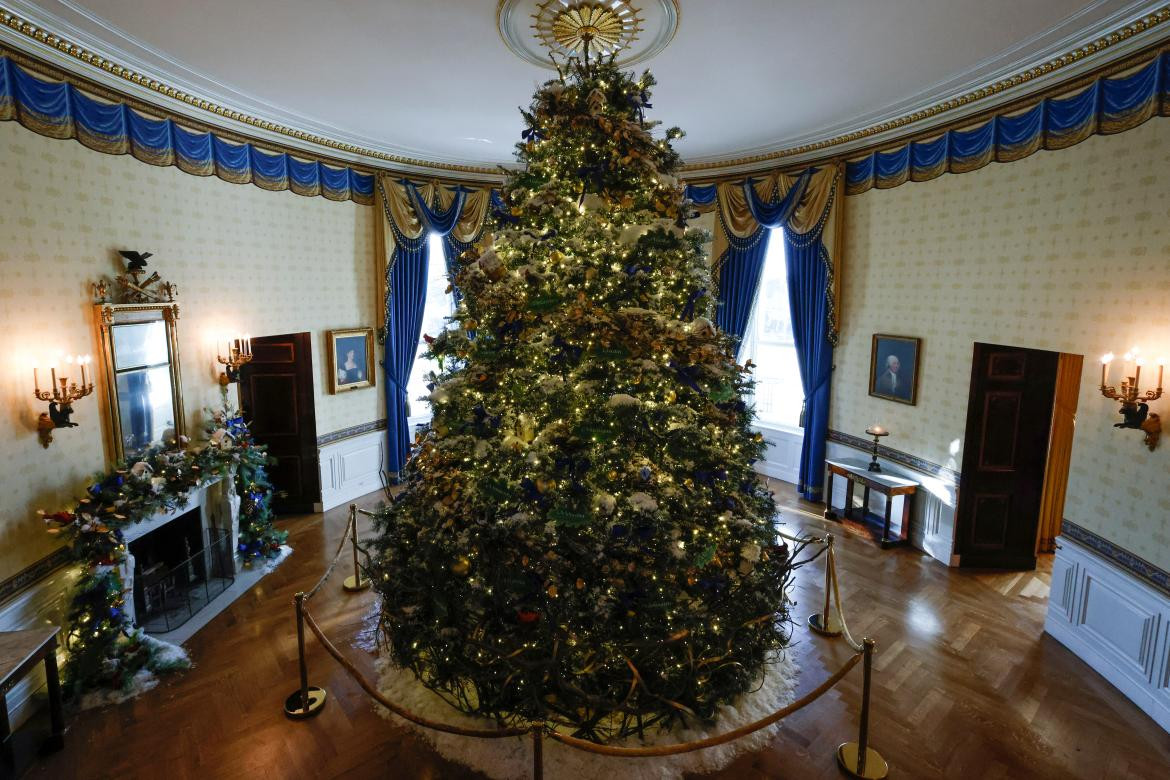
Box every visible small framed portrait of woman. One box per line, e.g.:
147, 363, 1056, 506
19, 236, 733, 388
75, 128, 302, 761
328, 328, 375, 393
869, 334, 921, 405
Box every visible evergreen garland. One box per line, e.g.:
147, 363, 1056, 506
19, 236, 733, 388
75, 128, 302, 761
42, 390, 286, 698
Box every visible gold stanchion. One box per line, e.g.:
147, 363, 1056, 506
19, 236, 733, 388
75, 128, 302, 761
532, 727, 544, 780
343, 504, 369, 592
808, 532, 842, 637
836, 638, 888, 779
283, 592, 327, 719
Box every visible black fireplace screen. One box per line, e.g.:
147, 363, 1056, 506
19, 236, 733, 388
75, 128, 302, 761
134, 527, 235, 634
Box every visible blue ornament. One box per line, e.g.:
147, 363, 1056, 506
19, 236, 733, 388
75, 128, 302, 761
610, 524, 628, 539
640, 466, 652, 482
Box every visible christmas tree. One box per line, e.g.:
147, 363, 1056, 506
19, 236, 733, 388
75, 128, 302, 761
370, 59, 799, 742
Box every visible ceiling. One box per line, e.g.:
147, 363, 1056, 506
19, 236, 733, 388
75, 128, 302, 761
6, 1, 1164, 170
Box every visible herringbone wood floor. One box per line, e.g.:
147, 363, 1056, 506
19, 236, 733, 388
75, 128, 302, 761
24, 484, 1170, 779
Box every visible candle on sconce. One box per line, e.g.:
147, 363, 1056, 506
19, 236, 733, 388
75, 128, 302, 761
243, 334, 251, 357
33, 362, 40, 395
1100, 352, 1114, 387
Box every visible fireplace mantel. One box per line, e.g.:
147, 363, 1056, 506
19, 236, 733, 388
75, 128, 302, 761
118, 472, 242, 628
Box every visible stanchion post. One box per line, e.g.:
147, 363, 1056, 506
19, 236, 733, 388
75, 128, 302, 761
532, 727, 543, 780
808, 533, 842, 637
283, 591, 328, 719
836, 637, 888, 779
343, 505, 370, 592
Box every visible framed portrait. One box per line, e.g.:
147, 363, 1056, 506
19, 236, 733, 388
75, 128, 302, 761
869, 334, 921, 405
328, 328, 375, 393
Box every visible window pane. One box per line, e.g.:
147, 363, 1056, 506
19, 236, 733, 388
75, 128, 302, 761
741, 231, 802, 429
406, 233, 454, 417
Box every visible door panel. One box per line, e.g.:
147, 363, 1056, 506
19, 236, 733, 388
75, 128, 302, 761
978, 391, 1022, 470
957, 343, 1059, 569
239, 333, 320, 514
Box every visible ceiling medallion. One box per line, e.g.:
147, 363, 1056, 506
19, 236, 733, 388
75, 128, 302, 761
498, 0, 679, 69
536, 2, 641, 60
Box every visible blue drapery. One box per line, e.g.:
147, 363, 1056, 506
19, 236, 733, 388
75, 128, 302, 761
382, 181, 469, 473
782, 231, 834, 502
846, 49, 1170, 194
0, 56, 373, 203
713, 172, 811, 347
737, 170, 835, 501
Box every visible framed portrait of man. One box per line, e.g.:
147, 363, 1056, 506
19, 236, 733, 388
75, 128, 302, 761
868, 334, 921, 405
328, 328, 375, 393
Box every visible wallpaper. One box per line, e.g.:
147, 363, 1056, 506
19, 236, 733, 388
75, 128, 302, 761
833, 117, 1170, 571
0, 121, 380, 576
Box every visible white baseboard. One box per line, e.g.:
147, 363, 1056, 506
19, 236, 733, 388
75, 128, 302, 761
1044, 536, 1170, 732
318, 429, 389, 512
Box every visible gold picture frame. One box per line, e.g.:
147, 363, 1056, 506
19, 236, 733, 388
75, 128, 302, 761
328, 328, 375, 393
868, 334, 922, 406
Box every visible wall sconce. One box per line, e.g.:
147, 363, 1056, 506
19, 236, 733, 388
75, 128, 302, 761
864, 425, 889, 472
33, 354, 95, 448
217, 334, 253, 384
1100, 348, 1163, 451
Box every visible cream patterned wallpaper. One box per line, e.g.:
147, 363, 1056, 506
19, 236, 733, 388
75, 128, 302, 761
0, 121, 380, 576
834, 118, 1170, 571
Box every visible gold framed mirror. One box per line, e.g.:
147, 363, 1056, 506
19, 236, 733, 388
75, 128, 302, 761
95, 302, 185, 463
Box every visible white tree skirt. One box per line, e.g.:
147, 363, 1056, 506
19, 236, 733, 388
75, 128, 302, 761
374, 652, 799, 780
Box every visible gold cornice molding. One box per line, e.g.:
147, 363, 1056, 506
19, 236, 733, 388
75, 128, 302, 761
682, 4, 1170, 176
2, 3, 1167, 183
685, 36, 1170, 185
0, 5, 502, 181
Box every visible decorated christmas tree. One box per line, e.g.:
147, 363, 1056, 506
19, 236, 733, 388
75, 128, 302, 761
370, 59, 799, 741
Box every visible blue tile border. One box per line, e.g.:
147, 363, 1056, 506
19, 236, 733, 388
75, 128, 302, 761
316, 419, 386, 447
1061, 519, 1170, 597
827, 429, 961, 486
0, 546, 72, 607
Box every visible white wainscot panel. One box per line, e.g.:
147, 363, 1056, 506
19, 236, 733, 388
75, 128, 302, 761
1044, 536, 1170, 733
318, 429, 389, 511
753, 424, 801, 486
0, 566, 79, 730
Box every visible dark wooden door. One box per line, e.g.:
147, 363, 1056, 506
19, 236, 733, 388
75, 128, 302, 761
956, 343, 1060, 569
239, 333, 320, 514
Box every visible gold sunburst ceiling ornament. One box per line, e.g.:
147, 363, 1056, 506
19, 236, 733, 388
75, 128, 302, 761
498, 0, 679, 70
535, 2, 643, 60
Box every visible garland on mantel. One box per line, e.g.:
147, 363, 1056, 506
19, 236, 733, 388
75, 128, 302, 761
40, 391, 287, 698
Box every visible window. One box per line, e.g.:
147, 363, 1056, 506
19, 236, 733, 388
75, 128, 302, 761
740, 230, 803, 429
406, 232, 455, 419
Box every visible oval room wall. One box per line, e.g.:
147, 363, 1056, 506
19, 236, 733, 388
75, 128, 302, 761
830, 115, 1170, 573
0, 119, 382, 577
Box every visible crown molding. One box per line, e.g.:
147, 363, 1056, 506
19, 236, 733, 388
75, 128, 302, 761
682, 2, 1170, 177
3, 1, 1169, 181
0, 1, 505, 181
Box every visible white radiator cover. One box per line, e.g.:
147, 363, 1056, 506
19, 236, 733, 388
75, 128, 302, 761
318, 428, 389, 511
1044, 535, 1170, 733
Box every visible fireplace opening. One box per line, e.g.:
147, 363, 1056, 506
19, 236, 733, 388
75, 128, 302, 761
128, 508, 235, 634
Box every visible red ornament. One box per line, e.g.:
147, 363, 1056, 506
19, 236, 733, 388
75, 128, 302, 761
517, 609, 541, 624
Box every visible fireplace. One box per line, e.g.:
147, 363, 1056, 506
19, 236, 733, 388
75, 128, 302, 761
127, 507, 235, 634
117, 476, 244, 637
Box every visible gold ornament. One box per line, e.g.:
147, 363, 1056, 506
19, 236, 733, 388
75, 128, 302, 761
575, 578, 586, 590
664, 389, 677, 403
547, 584, 559, 598
451, 556, 471, 576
